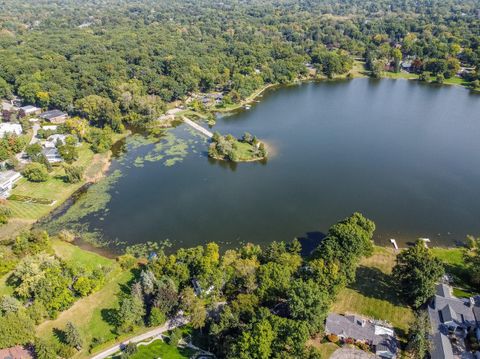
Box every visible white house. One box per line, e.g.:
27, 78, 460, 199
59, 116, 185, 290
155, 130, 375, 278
0, 170, 22, 198
42, 125, 58, 131
0, 123, 23, 137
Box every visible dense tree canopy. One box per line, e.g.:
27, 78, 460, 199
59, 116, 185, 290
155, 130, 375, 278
0, 0, 479, 129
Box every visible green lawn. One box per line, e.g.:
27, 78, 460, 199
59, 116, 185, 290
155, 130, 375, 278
125, 340, 196, 359
431, 247, 477, 295
332, 246, 414, 338
36, 241, 131, 358
51, 239, 113, 271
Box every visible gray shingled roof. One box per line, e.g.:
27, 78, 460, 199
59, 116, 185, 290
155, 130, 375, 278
326, 313, 397, 357
40, 109, 67, 120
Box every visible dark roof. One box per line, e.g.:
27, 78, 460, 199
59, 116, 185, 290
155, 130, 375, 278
436, 284, 452, 298
376, 335, 398, 356
39, 109, 67, 120
440, 304, 457, 323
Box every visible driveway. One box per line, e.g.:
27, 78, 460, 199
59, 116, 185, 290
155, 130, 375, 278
90, 314, 189, 359
330, 348, 376, 359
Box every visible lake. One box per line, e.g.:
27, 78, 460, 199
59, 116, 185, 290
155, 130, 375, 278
56, 79, 480, 251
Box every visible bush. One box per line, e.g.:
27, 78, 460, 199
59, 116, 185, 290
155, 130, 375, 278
63, 164, 83, 183
117, 254, 137, 270
148, 307, 166, 327
0, 206, 12, 225
122, 342, 138, 358
168, 328, 182, 346
326, 334, 339, 343
22, 163, 49, 182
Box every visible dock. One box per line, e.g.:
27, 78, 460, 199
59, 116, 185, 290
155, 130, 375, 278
182, 117, 213, 138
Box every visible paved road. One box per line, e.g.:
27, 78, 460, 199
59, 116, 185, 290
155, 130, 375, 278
182, 117, 213, 138
16, 123, 40, 163
90, 315, 189, 359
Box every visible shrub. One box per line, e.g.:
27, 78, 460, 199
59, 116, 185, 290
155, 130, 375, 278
326, 334, 339, 343
148, 307, 166, 327
63, 164, 83, 183
22, 163, 49, 182
168, 328, 182, 346
117, 254, 137, 270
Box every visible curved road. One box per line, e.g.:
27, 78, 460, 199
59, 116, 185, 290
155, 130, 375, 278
90, 315, 189, 359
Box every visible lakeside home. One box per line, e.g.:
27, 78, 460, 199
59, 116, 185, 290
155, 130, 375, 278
428, 283, 480, 359
325, 313, 398, 358
0, 170, 22, 198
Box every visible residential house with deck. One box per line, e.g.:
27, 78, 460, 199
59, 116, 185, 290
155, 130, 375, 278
325, 313, 398, 358
428, 283, 480, 359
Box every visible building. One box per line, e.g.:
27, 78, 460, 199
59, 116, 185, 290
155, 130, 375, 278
325, 313, 397, 358
42, 148, 63, 163
42, 125, 58, 131
428, 283, 480, 359
0, 170, 22, 198
39, 109, 68, 124
0, 123, 22, 137
19, 105, 41, 118
1, 101, 19, 121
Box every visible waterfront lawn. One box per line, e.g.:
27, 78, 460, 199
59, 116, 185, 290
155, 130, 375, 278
6, 143, 95, 221
431, 247, 477, 295
124, 340, 196, 359
52, 239, 113, 271
332, 246, 414, 338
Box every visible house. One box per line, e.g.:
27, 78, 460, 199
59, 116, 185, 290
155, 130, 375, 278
42, 125, 58, 132
19, 105, 41, 118
325, 313, 397, 358
428, 283, 480, 359
0, 170, 22, 198
39, 109, 68, 124
42, 148, 63, 163
46, 134, 68, 146
0, 123, 22, 137
1, 101, 19, 121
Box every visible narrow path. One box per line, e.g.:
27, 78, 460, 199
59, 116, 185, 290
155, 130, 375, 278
89, 314, 189, 359
182, 117, 213, 138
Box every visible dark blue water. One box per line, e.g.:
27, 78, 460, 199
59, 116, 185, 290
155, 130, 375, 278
79, 79, 480, 249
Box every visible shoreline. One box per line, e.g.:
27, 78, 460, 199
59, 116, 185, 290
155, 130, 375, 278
5, 74, 474, 253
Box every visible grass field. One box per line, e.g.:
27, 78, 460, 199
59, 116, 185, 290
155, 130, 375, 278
332, 246, 414, 338
36, 240, 133, 358
431, 247, 477, 296
120, 340, 195, 359
1, 132, 128, 241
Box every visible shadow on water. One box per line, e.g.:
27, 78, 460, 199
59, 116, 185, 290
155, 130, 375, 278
297, 231, 326, 257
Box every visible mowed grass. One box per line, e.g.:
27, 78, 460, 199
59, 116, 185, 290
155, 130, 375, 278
431, 247, 477, 295
332, 246, 414, 337
51, 239, 113, 271
125, 340, 195, 359
35, 240, 132, 358
37, 267, 133, 359
5, 144, 95, 222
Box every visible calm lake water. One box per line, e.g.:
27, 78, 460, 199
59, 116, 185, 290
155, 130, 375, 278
72, 79, 480, 251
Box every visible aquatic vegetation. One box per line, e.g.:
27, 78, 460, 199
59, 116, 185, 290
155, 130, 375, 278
42, 170, 122, 236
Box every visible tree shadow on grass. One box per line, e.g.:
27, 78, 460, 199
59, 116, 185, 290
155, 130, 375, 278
53, 328, 67, 344
101, 308, 119, 334
349, 266, 403, 306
